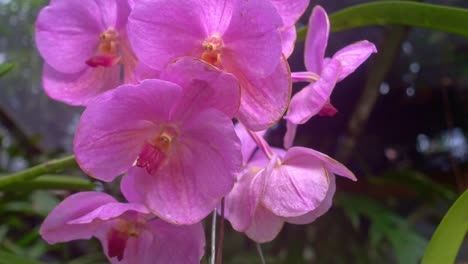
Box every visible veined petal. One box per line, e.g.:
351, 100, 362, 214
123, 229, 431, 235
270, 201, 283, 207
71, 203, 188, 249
198, 0, 235, 34
286, 147, 356, 181
134, 62, 161, 83
262, 148, 331, 217
35, 0, 103, 73
269, 0, 309, 27
224, 154, 276, 232
128, 0, 207, 70
120, 36, 139, 85
128, 109, 241, 225
304, 5, 329, 73
283, 121, 297, 149
280, 26, 297, 58
161, 57, 240, 118
222, 0, 283, 78
74, 80, 182, 182
224, 168, 263, 232
235, 123, 267, 164
245, 205, 284, 243
40, 192, 116, 244
234, 57, 292, 131
111, 229, 154, 264
332, 40, 377, 82
146, 220, 205, 264
286, 174, 336, 224
285, 59, 341, 124
42, 63, 120, 106
68, 203, 150, 224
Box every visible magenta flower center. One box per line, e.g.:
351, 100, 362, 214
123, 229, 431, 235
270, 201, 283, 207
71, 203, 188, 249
107, 219, 144, 261
136, 128, 177, 175
201, 34, 224, 66
86, 28, 120, 68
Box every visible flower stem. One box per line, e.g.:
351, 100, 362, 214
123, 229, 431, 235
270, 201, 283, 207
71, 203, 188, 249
0, 175, 96, 192
210, 210, 217, 264
256, 243, 266, 264
215, 198, 225, 264
0, 155, 77, 188
245, 126, 273, 159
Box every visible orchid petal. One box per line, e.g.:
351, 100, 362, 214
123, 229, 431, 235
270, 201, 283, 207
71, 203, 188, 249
161, 57, 241, 118
234, 58, 291, 131
262, 147, 331, 217
222, 0, 283, 78
332, 40, 377, 81
224, 154, 276, 231
245, 205, 284, 243
304, 5, 329, 73
128, 0, 206, 70
68, 203, 150, 224
224, 168, 263, 232
235, 123, 267, 164
42, 63, 120, 106
285, 59, 341, 124
280, 26, 297, 58
74, 80, 182, 181
126, 109, 241, 225
35, 0, 103, 73
286, 147, 356, 181
269, 0, 309, 28
146, 220, 205, 264
40, 192, 116, 244
283, 121, 297, 149
286, 174, 336, 224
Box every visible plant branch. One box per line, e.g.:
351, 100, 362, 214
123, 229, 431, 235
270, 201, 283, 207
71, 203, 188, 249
215, 198, 225, 264
0, 155, 77, 188
256, 243, 266, 264
210, 210, 217, 264
0, 175, 96, 191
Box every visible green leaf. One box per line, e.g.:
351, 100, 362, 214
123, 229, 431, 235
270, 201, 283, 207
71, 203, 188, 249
338, 195, 427, 264
370, 169, 457, 201
297, 1, 468, 40
0, 251, 43, 264
0, 63, 14, 78
421, 189, 468, 264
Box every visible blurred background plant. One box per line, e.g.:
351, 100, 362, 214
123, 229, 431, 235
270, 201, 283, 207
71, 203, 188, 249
0, 0, 467, 263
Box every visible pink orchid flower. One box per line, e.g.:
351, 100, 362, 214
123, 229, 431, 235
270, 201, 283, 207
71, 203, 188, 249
283, 6, 377, 148
35, 0, 138, 105
40, 192, 205, 264
74, 58, 242, 224
224, 126, 356, 243
127, 0, 291, 131
269, 0, 310, 57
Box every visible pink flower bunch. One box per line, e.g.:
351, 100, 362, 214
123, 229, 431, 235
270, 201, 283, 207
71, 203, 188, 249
35, 0, 376, 262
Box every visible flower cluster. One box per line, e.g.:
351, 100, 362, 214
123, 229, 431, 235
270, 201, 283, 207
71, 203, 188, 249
35, 0, 376, 263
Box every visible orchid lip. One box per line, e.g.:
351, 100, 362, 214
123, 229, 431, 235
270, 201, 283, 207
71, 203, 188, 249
201, 34, 223, 66
107, 218, 145, 261
86, 28, 121, 68
135, 127, 178, 175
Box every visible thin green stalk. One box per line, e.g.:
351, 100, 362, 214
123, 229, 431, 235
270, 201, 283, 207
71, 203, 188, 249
210, 210, 217, 264
0, 175, 96, 191
0, 155, 77, 188
256, 243, 266, 264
